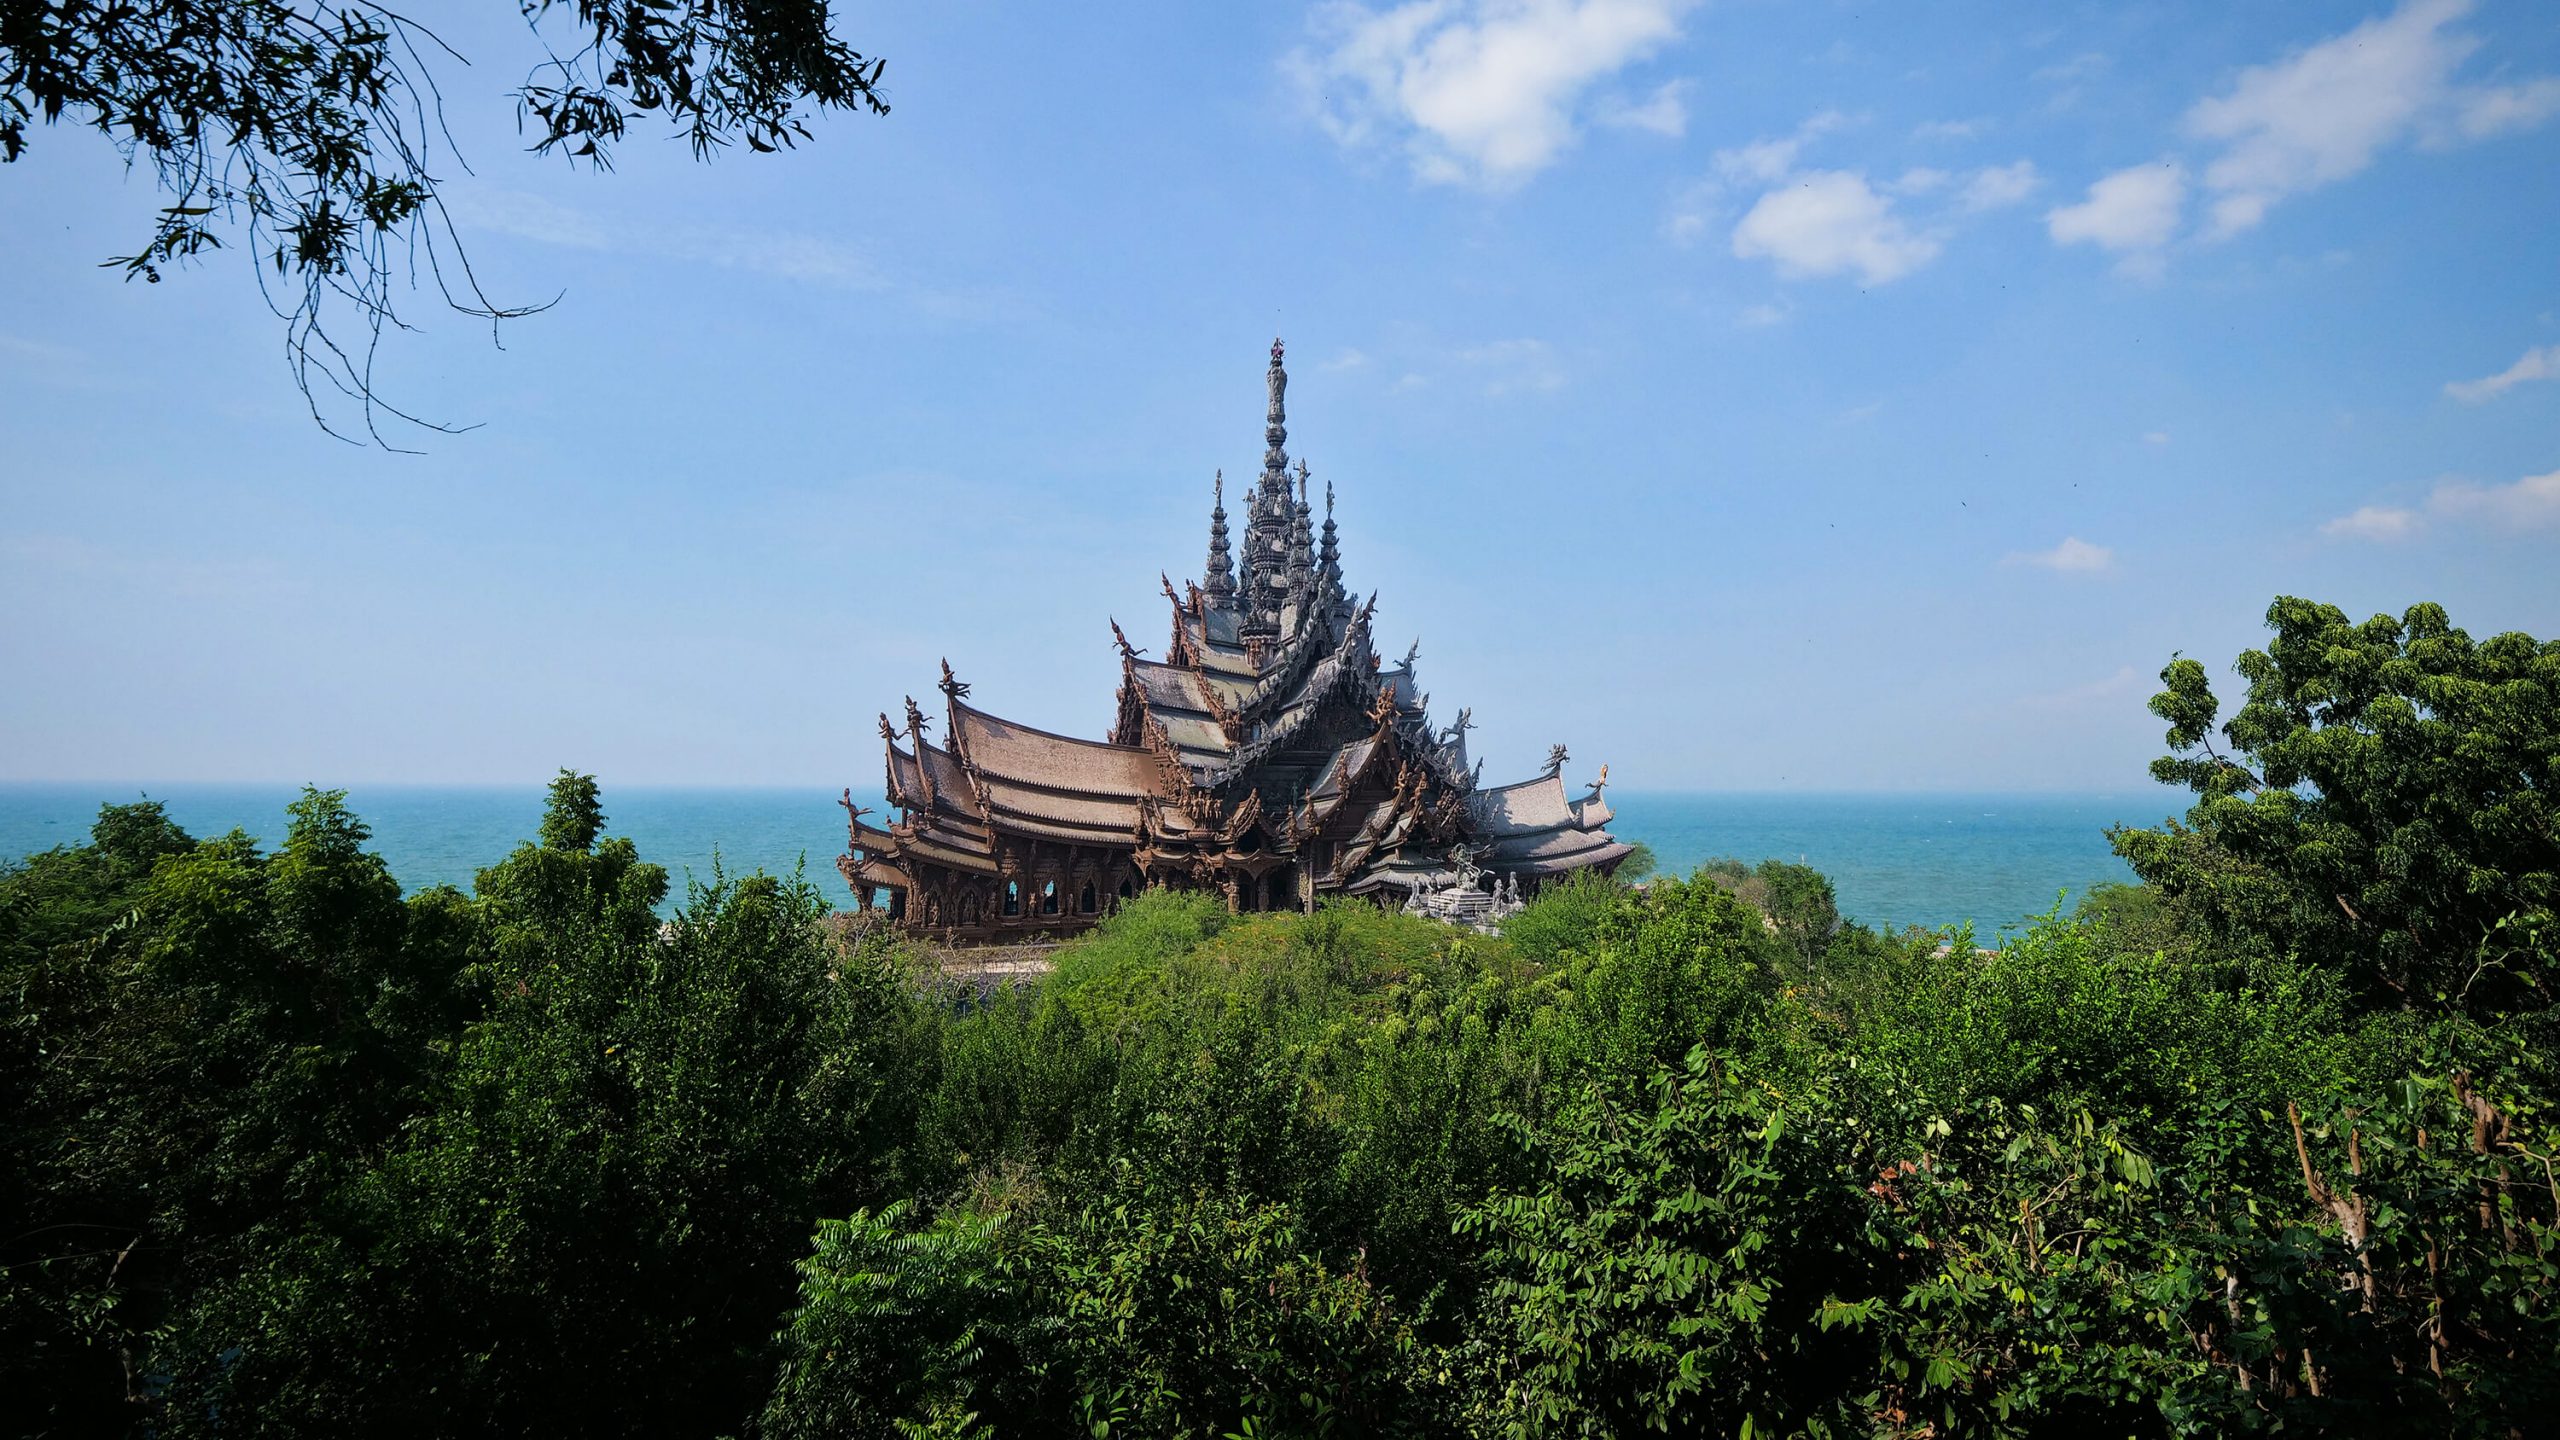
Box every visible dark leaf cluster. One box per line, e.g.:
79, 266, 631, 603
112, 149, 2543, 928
1, 0, 886, 443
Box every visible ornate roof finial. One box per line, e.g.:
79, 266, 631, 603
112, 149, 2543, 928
937, 660, 970, 701
1204, 469, 1235, 605
903, 697, 937, 805
877, 712, 898, 745
1367, 682, 1401, 732
1110, 618, 1147, 662
1543, 743, 1570, 778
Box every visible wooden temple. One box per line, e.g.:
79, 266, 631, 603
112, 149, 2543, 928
839, 339, 1630, 939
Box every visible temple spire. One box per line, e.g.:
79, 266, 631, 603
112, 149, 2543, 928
1286, 459, 1314, 603
1263, 336, 1289, 484
1204, 469, 1235, 605
1319, 478, 1342, 604
1241, 338, 1294, 641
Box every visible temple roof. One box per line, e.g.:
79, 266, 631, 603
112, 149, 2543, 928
951, 700, 1157, 796
885, 739, 980, 824
1475, 773, 1579, 831
847, 339, 1632, 909
1482, 826, 1630, 876
1472, 771, 1630, 877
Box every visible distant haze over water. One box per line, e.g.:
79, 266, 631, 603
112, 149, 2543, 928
1, 785, 2156, 937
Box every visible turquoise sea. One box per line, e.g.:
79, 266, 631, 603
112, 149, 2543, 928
2, 783, 2166, 937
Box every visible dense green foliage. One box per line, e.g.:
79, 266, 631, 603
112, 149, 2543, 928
8, 596, 2558, 1436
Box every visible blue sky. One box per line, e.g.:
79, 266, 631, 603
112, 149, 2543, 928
3, 0, 2555, 792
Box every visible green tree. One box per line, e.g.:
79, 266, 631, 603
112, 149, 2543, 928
2, 790, 475, 1435
1694, 856, 1841, 972
2112, 597, 2559, 1016
2, 800, 199, 1433
2, 0, 889, 441
1615, 839, 1657, 882
536, 766, 606, 852
1755, 859, 1839, 971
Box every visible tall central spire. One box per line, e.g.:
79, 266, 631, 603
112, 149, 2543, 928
1263, 336, 1289, 484
1242, 338, 1296, 639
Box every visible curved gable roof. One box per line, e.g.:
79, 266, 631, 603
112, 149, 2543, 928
950, 700, 1160, 797
1475, 773, 1578, 834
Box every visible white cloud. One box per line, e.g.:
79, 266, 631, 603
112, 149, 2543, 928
1458, 337, 1567, 394
703, 232, 882, 287
1912, 117, 1985, 142
1594, 78, 1690, 137
1735, 300, 1790, 328
2023, 664, 2142, 712
1959, 160, 2040, 211
2445, 344, 2560, 403
2430, 468, 2560, 527
1290, 0, 1698, 188
2456, 77, 2560, 138
1321, 347, 1375, 372
2008, 536, 2116, 572
1669, 111, 1849, 253
1710, 109, 1850, 185
5, 532, 303, 603
0, 333, 74, 359
2036, 52, 2110, 85
441, 187, 609, 249
2320, 504, 2422, 540
2185, 0, 2560, 238
2047, 160, 2186, 259
2143, 430, 2171, 446
2321, 468, 2560, 539
1731, 170, 1940, 285
1696, 118, 2017, 285
442, 186, 881, 288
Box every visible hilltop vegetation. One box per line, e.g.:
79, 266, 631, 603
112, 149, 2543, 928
6, 595, 2556, 1438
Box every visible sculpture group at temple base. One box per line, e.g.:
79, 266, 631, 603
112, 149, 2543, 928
1398, 848, 1528, 932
